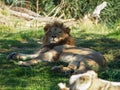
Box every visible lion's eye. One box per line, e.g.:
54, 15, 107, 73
58, 31, 62, 34
48, 32, 52, 35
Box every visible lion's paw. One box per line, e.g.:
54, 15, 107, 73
58, 83, 68, 90
18, 61, 24, 65
51, 65, 74, 75
7, 52, 19, 60
51, 65, 63, 72
62, 67, 74, 75
18, 61, 32, 66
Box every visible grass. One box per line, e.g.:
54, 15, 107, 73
0, 21, 120, 89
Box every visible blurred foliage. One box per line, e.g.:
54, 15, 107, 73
3, 0, 120, 25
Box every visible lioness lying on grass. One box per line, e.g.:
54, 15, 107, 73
7, 21, 106, 74
58, 70, 120, 90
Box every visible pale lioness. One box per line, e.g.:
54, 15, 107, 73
58, 70, 120, 90
7, 21, 106, 74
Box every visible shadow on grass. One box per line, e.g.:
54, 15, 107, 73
0, 39, 40, 53
73, 31, 120, 82
74, 31, 120, 60
0, 38, 68, 89
0, 32, 120, 89
0, 39, 41, 89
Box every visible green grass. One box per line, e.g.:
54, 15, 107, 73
0, 22, 120, 90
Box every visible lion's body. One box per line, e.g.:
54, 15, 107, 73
7, 21, 106, 74
49, 45, 106, 73
58, 71, 120, 90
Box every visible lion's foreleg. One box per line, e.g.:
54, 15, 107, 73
7, 47, 52, 60
18, 49, 59, 66
51, 61, 79, 74
74, 61, 87, 74
61, 61, 79, 74
7, 52, 39, 60
18, 53, 39, 60
58, 83, 70, 90
18, 58, 42, 66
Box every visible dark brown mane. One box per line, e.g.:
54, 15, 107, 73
42, 21, 75, 48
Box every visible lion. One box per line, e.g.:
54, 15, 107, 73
7, 21, 106, 74
58, 70, 120, 90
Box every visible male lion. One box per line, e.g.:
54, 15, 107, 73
7, 21, 106, 74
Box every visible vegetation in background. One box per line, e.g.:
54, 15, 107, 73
4, 0, 120, 25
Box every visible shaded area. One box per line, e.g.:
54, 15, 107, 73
0, 39, 40, 51
0, 30, 120, 89
74, 31, 120, 61
0, 38, 68, 89
74, 31, 120, 82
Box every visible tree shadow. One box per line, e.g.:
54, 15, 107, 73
0, 31, 120, 89
0, 39, 41, 89
74, 31, 120, 60
47, 32, 120, 89
73, 31, 120, 81
0, 39, 40, 52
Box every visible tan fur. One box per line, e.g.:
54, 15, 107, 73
52, 45, 106, 74
7, 21, 106, 74
58, 71, 120, 90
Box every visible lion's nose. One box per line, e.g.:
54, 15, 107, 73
52, 35, 56, 38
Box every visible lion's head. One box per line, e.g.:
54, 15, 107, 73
42, 21, 75, 46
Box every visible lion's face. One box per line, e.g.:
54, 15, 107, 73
45, 26, 70, 44
43, 21, 71, 44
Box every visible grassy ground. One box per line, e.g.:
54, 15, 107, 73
0, 22, 120, 90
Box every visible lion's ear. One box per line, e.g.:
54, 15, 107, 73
44, 24, 50, 32
65, 27, 70, 34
